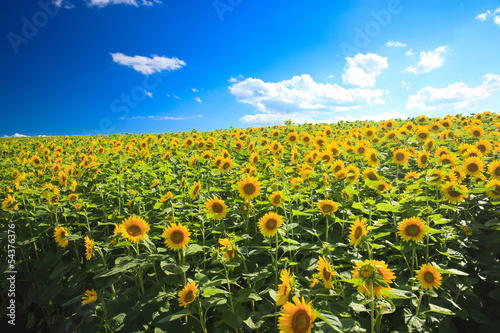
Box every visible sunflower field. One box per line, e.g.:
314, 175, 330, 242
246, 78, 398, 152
2, 112, 500, 333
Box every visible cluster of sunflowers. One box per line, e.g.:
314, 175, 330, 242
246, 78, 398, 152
1, 112, 500, 332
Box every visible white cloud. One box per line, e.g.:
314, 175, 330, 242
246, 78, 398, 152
228, 74, 244, 83
342, 53, 388, 88
406, 73, 500, 111
110, 53, 186, 75
405, 49, 414, 56
120, 114, 203, 120
145, 90, 153, 98
494, 15, 500, 27
406, 46, 447, 74
386, 41, 406, 47
327, 74, 334, 78
191, 88, 199, 92
194, 97, 202, 103
401, 81, 411, 90
173, 95, 180, 100
230, 74, 387, 124
476, 12, 489, 20
476, 7, 500, 25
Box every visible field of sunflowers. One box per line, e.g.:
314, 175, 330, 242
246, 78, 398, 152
2, 112, 500, 333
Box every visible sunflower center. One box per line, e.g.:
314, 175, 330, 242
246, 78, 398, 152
243, 183, 256, 195
322, 268, 331, 281
292, 310, 310, 332
172, 231, 184, 244
405, 224, 421, 237
367, 131, 373, 136
377, 184, 385, 192
423, 272, 435, 283
265, 218, 277, 230
447, 187, 461, 198
418, 133, 428, 139
127, 225, 141, 236
467, 163, 478, 172
367, 172, 377, 180
334, 165, 342, 173
289, 136, 297, 142
61, 231, 66, 238
396, 153, 405, 161
360, 265, 374, 278
222, 162, 230, 169
473, 130, 481, 137
273, 196, 282, 204
491, 185, 500, 196
212, 202, 223, 213
354, 226, 363, 239
184, 290, 194, 303
358, 147, 365, 154
323, 204, 332, 212
494, 167, 500, 176
370, 154, 378, 162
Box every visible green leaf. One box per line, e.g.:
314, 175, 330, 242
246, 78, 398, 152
161, 262, 190, 275
292, 210, 311, 216
344, 186, 359, 195
203, 288, 229, 296
94, 255, 146, 278
376, 202, 397, 212
156, 309, 189, 323
316, 312, 343, 333
438, 268, 468, 276
429, 303, 455, 315
282, 237, 300, 245
185, 244, 203, 255
153, 202, 163, 210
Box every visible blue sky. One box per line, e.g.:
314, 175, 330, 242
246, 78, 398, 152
1, 0, 500, 137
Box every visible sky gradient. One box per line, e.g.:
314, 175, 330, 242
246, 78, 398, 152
1, 0, 500, 137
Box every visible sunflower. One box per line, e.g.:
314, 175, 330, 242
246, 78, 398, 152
374, 180, 392, 194
290, 177, 304, 190
469, 125, 485, 139
345, 165, 360, 184
349, 218, 367, 248
301, 132, 313, 145
354, 142, 368, 156
463, 157, 484, 177
270, 191, 284, 207
415, 126, 430, 141
450, 168, 466, 183
84, 236, 94, 260
205, 196, 228, 220
485, 179, 500, 199
2, 194, 18, 211
427, 169, 443, 184
442, 182, 468, 204
317, 200, 339, 215
183, 137, 194, 147
365, 150, 379, 167
404, 171, 420, 180
219, 238, 235, 262
159, 191, 173, 203
439, 154, 455, 166
416, 263, 442, 290
81, 289, 98, 305
475, 140, 492, 155
31, 155, 42, 167
276, 268, 293, 306
178, 282, 198, 307
351, 260, 395, 298
424, 139, 435, 151
189, 181, 202, 200
119, 216, 150, 243
463, 147, 482, 159
68, 193, 78, 202
326, 143, 340, 157
397, 217, 427, 242
163, 222, 191, 251
278, 296, 316, 333
363, 168, 379, 181
316, 256, 335, 289
393, 149, 409, 165
219, 158, 233, 172
489, 160, 500, 180
286, 132, 299, 144
237, 176, 261, 200
258, 212, 283, 237
320, 152, 333, 164
54, 227, 69, 248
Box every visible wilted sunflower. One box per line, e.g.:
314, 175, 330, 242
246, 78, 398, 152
276, 268, 293, 306
317, 200, 339, 215
205, 196, 227, 220
54, 227, 70, 248
163, 222, 191, 251
189, 181, 202, 200
237, 176, 261, 200
351, 259, 395, 298
317, 256, 334, 289
278, 296, 316, 333
416, 263, 442, 290
84, 236, 94, 260
393, 149, 409, 165
485, 179, 500, 199
119, 216, 150, 242
270, 191, 284, 207
81, 289, 98, 305
178, 282, 198, 307
349, 218, 368, 248
442, 182, 468, 203
397, 217, 427, 242
219, 238, 235, 262
258, 212, 283, 237
488, 160, 500, 180
463, 157, 484, 177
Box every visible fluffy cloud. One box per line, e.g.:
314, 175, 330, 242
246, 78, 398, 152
406, 46, 447, 74
386, 41, 406, 47
111, 53, 186, 75
405, 49, 414, 56
342, 53, 388, 88
194, 97, 202, 103
230, 74, 388, 124
406, 73, 500, 111
476, 7, 500, 26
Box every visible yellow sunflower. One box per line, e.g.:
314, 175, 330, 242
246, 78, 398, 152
351, 259, 395, 298
374, 180, 392, 194
258, 212, 283, 237
463, 157, 484, 177
290, 177, 304, 190
416, 263, 443, 290
393, 149, 409, 165
317, 200, 339, 215
469, 125, 485, 139
2, 194, 18, 211
397, 217, 427, 242
485, 179, 500, 199
237, 176, 261, 200
84, 236, 94, 260
205, 196, 228, 220
159, 191, 173, 203
488, 160, 500, 180
442, 182, 468, 204
276, 268, 293, 306
278, 296, 316, 333
162, 223, 191, 251
345, 165, 360, 184
365, 150, 379, 167
415, 126, 430, 141
189, 181, 202, 200
404, 171, 420, 181
120, 216, 150, 243
317, 256, 335, 289
427, 169, 443, 185
81, 289, 98, 305
54, 227, 70, 248
270, 191, 284, 207
363, 168, 379, 181
178, 282, 198, 306
219, 238, 235, 262
349, 218, 368, 248
219, 158, 233, 172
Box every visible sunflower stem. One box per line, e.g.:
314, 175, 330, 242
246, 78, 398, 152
275, 232, 279, 291
415, 290, 424, 316
370, 282, 375, 333
223, 262, 234, 312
